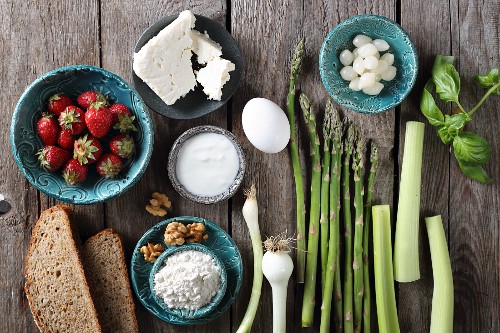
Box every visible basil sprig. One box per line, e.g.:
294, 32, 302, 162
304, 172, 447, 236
420, 55, 500, 183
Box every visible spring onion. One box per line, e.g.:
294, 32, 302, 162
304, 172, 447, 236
262, 234, 294, 333
236, 185, 263, 333
394, 121, 425, 282
425, 215, 454, 333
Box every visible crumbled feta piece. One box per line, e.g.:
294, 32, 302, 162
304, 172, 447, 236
196, 57, 235, 101
133, 10, 197, 105
191, 30, 222, 64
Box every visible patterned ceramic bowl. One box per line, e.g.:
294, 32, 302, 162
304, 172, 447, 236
10, 65, 154, 204
149, 243, 228, 320
319, 14, 418, 114
167, 126, 246, 204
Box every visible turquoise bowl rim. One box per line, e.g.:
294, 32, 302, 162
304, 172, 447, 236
149, 243, 228, 320
319, 14, 419, 114
10, 65, 154, 204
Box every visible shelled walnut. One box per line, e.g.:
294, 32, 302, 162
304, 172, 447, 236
164, 221, 208, 246
146, 192, 172, 217
140, 242, 165, 263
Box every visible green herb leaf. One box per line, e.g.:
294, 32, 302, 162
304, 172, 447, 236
436, 113, 470, 144
420, 85, 444, 126
474, 68, 500, 95
432, 55, 461, 103
453, 132, 491, 165
455, 157, 493, 184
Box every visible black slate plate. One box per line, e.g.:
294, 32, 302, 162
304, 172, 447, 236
132, 14, 244, 120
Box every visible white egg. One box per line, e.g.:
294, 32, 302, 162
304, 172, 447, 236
340, 66, 358, 81
353, 34, 372, 47
352, 56, 365, 75
340, 49, 354, 66
242, 98, 291, 154
380, 53, 394, 66
381, 66, 397, 81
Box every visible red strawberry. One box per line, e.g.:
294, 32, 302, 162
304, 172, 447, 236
59, 106, 86, 135
109, 133, 135, 159
109, 103, 131, 124
85, 102, 113, 138
77, 91, 107, 109
36, 114, 59, 145
48, 94, 73, 115
73, 134, 103, 165
36, 146, 71, 172
62, 158, 89, 185
96, 153, 123, 179
57, 129, 75, 150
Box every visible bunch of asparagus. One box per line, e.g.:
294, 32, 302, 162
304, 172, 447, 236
287, 40, 379, 332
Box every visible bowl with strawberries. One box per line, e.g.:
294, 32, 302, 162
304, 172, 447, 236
10, 65, 154, 204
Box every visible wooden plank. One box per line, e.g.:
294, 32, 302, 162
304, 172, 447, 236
398, 0, 452, 331
99, 1, 230, 332
449, 0, 500, 331
230, 1, 394, 331
0, 0, 101, 331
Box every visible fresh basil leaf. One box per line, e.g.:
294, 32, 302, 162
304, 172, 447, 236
436, 113, 470, 144
432, 55, 461, 103
455, 157, 493, 184
474, 68, 500, 95
453, 132, 491, 165
421, 88, 444, 126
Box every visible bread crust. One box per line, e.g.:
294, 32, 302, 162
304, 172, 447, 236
24, 205, 102, 333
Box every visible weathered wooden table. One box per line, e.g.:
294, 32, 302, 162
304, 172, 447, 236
1, 0, 498, 332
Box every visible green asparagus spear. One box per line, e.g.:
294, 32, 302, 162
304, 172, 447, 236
343, 124, 355, 333
363, 143, 378, 333
320, 101, 343, 333
300, 93, 322, 327
320, 100, 334, 293
353, 126, 364, 333
286, 38, 306, 283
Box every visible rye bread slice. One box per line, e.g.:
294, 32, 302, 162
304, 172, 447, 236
82, 228, 139, 333
25, 205, 102, 333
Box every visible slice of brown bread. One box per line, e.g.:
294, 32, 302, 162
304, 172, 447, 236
82, 228, 139, 333
25, 205, 102, 333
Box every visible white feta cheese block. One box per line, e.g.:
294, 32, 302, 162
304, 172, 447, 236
133, 10, 197, 105
196, 57, 235, 101
191, 30, 222, 64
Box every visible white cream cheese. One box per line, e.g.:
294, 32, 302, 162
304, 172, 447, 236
176, 132, 239, 197
133, 10, 197, 105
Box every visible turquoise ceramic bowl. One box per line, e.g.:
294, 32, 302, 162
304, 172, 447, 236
10, 65, 153, 204
319, 15, 418, 114
131, 216, 242, 325
149, 243, 227, 320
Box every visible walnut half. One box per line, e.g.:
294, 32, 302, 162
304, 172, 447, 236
140, 242, 165, 263
164, 221, 208, 246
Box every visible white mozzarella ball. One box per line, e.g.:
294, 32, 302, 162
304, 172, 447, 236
242, 98, 291, 153
363, 56, 379, 70
352, 48, 359, 58
357, 43, 378, 58
358, 72, 377, 89
340, 49, 354, 66
372, 39, 390, 51
380, 53, 394, 66
353, 34, 372, 47
381, 66, 397, 81
349, 77, 362, 91
352, 56, 365, 75
340, 66, 358, 81
372, 59, 389, 74
362, 82, 384, 95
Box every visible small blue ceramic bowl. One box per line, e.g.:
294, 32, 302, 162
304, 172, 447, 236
319, 15, 418, 114
10, 65, 154, 204
149, 243, 227, 320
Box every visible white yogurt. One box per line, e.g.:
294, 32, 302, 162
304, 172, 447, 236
176, 132, 239, 197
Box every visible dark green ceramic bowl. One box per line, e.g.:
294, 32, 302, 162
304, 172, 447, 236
319, 15, 418, 114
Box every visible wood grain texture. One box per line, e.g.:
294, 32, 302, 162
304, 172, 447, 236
99, 1, 229, 332
449, 0, 500, 331
398, 0, 452, 331
0, 1, 101, 332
